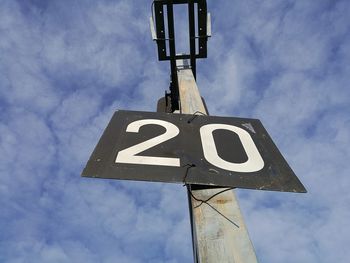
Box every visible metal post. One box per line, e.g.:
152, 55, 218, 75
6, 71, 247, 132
176, 59, 258, 263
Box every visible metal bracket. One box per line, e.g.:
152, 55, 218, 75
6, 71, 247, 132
150, 0, 210, 112
150, 0, 211, 62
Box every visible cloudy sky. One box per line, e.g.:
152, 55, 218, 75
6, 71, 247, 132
1, 0, 349, 262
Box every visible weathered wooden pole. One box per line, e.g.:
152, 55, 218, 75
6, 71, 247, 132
176, 59, 258, 263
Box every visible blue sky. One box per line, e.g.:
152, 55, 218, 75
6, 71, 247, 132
1, 0, 350, 262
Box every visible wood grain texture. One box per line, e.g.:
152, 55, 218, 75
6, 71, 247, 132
177, 64, 258, 263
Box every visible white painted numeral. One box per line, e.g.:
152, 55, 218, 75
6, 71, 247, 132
115, 119, 180, 167
200, 124, 264, 172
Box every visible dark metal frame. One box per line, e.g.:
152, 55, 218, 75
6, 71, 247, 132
153, 0, 208, 61
152, 0, 209, 111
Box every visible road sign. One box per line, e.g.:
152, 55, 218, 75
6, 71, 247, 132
82, 110, 306, 193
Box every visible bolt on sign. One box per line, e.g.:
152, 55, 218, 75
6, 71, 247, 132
82, 110, 306, 193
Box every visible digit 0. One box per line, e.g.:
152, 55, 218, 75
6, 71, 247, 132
200, 124, 264, 172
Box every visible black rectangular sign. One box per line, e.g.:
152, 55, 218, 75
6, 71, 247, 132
82, 110, 306, 193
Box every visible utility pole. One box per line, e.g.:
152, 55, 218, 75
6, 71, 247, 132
176, 59, 258, 262
152, 2, 258, 260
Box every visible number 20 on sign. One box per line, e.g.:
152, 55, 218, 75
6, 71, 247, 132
82, 110, 307, 193
115, 119, 264, 173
